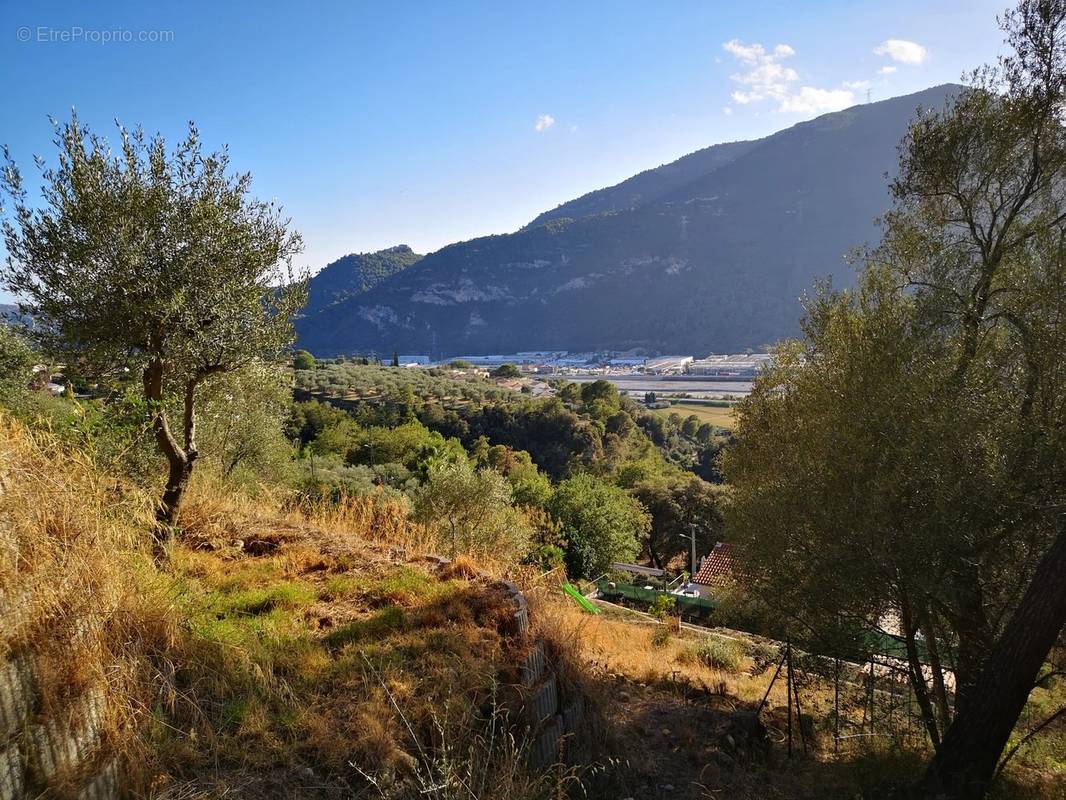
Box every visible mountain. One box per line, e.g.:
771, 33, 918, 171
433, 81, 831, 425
0, 304, 31, 327
303, 245, 422, 316
525, 138, 759, 229
296, 85, 962, 358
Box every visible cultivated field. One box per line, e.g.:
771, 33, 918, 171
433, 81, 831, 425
652, 401, 737, 429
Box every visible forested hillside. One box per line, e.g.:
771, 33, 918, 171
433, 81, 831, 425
302, 244, 422, 317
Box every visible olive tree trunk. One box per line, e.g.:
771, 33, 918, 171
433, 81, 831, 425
143, 360, 201, 540
922, 520, 1066, 798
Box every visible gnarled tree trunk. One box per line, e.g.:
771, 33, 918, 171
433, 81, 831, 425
143, 361, 200, 547
922, 520, 1066, 798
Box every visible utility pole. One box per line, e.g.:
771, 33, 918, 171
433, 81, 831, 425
678, 522, 698, 578
786, 637, 794, 758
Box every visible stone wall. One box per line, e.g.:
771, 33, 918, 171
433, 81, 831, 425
430, 564, 590, 771
0, 599, 120, 800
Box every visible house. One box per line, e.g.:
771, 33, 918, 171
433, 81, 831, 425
688, 542, 735, 598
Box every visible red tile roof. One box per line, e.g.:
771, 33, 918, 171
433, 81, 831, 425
692, 542, 734, 587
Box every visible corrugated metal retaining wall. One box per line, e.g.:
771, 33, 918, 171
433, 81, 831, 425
0, 592, 120, 800
424, 560, 589, 771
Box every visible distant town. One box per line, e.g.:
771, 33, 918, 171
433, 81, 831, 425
387, 351, 772, 399
391, 351, 770, 377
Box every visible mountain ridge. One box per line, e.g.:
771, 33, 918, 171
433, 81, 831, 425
298, 84, 964, 357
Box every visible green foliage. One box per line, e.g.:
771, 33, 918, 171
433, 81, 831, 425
681, 415, 700, 438
293, 362, 716, 486
0, 116, 306, 382
649, 593, 677, 621
0, 114, 307, 523
548, 473, 650, 578
287, 399, 350, 446
491, 363, 521, 379
557, 382, 581, 405
345, 421, 461, 473
631, 476, 725, 569
532, 543, 565, 572
197, 362, 296, 485
472, 440, 553, 508
693, 638, 743, 672
293, 361, 512, 412
292, 350, 315, 371
579, 379, 620, 420
0, 325, 34, 401
725, 11, 1066, 773
413, 459, 531, 560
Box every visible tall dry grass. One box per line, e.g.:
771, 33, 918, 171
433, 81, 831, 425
0, 415, 586, 798
0, 412, 181, 791
178, 476, 524, 579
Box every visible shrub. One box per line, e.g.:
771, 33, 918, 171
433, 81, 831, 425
548, 473, 649, 578
491, 363, 521, 379
0, 324, 34, 401
649, 593, 677, 621
293, 349, 316, 370
694, 638, 743, 672
534, 544, 566, 572
748, 642, 781, 676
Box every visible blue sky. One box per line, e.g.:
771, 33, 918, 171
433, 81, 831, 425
1, 0, 1006, 282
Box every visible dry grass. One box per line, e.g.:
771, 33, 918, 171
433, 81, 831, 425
528, 593, 787, 707
0, 416, 563, 799
10, 411, 1059, 799
148, 481, 551, 797
0, 414, 181, 792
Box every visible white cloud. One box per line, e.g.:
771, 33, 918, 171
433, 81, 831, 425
878, 65, 898, 75
723, 38, 769, 64
843, 80, 871, 90
721, 38, 855, 115
534, 113, 555, 132
722, 38, 799, 105
722, 106, 733, 116
779, 86, 856, 114
874, 39, 927, 64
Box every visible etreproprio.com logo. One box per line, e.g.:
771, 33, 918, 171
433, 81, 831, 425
16, 26, 175, 44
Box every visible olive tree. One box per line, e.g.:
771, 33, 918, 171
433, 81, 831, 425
0, 324, 34, 402
413, 459, 531, 561
726, 3, 1066, 795
1, 116, 306, 532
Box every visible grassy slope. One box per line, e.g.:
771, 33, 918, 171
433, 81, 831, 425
0, 415, 553, 800
6, 412, 1061, 799
532, 590, 1064, 799
155, 478, 588, 799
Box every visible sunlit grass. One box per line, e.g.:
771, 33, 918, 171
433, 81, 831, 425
651, 400, 737, 429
